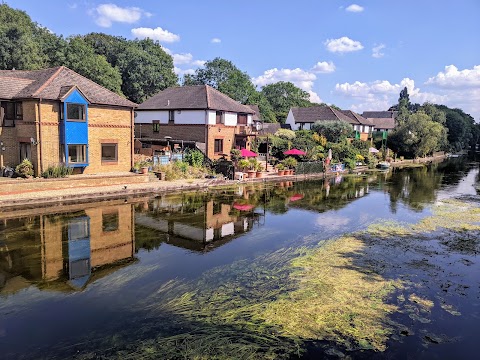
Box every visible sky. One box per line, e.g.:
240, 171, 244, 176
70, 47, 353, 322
6, 0, 480, 120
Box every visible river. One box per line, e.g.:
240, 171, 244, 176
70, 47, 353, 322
1, 157, 479, 359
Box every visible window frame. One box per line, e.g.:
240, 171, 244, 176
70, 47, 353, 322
216, 111, 224, 124
68, 144, 87, 163
237, 113, 247, 125
168, 110, 175, 124
214, 139, 223, 154
152, 120, 160, 133
101, 143, 118, 163
1, 101, 22, 126
66, 103, 86, 122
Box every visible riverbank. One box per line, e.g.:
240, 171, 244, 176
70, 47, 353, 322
0, 154, 448, 211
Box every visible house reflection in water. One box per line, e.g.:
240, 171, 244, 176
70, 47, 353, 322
0, 203, 135, 294
135, 194, 263, 252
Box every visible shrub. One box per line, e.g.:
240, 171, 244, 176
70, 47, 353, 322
282, 156, 298, 169
15, 159, 34, 178
238, 159, 250, 171
274, 128, 296, 140
42, 164, 73, 178
184, 149, 204, 168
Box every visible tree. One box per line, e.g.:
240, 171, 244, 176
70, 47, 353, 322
64, 36, 123, 95
83, 34, 177, 103
116, 39, 177, 103
389, 111, 445, 158
261, 81, 313, 123
0, 4, 52, 70
311, 120, 352, 142
396, 86, 410, 125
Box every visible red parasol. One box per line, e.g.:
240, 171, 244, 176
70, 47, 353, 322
233, 203, 255, 211
289, 193, 304, 202
240, 148, 258, 157
284, 148, 306, 156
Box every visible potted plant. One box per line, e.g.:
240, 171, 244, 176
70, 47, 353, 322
255, 162, 264, 178
237, 159, 250, 177
283, 157, 297, 175
15, 159, 34, 178
247, 158, 258, 179
276, 163, 286, 176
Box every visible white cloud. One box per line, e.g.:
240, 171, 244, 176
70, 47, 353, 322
372, 44, 386, 58
174, 67, 195, 76
345, 4, 364, 13
92, 4, 150, 27
311, 61, 336, 73
252, 68, 322, 103
426, 65, 480, 89
334, 77, 448, 114
172, 53, 193, 65
211, 38, 221, 44
131, 27, 180, 43
324, 36, 363, 53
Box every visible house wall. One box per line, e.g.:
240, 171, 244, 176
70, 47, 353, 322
1, 100, 133, 176
84, 106, 133, 174
135, 123, 206, 143
135, 109, 206, 125
285, 110, 299, 131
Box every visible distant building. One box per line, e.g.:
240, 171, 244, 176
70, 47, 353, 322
285, 106, 373, 140
362, 111, 397, 133
135, 85, 257, 160
0, 66, 136, 176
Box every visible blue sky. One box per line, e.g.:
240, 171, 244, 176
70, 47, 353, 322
7, 0, 480, 120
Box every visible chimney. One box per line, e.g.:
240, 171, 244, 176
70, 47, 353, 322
167, 100, 170, 106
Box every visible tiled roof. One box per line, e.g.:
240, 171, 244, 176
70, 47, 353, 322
0, 66, 136, 108
369, 117, 396, 130
291, 105, 360, 124
339, 110, 374, 126
362, 111, 397, 118
138, 85, 254, 114
246, 104, 261, 121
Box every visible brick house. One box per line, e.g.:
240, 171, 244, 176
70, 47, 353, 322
0, 66, 136, 176
135, 85, 257, 160
285, 106, 374, 140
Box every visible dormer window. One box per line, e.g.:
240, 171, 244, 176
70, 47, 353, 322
67, 103, 86, 121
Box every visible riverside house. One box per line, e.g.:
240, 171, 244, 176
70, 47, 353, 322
0, 66, 137, 176
286, 106, 374, 141
134, 85, 257, 160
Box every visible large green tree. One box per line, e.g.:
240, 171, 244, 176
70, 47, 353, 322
64, 36, 123, 95
0, 4, 53, 69
261, 81, 313, 123
311, 120, 352, 142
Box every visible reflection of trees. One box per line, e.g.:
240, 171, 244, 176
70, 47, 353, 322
387, 158, 471, 212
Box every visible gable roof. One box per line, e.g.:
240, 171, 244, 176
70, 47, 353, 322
339, 110, 374, 126
290, 106, 340, 123
0, 66, 136, 108
137, 85, 254, 114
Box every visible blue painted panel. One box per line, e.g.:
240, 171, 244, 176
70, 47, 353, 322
65, 121, 88, 144
64, 89, 89, 105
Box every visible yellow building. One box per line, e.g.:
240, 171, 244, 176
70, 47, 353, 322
0, 66, 137, 176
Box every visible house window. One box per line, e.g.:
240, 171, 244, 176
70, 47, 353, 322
1, 101, 22, 126
66, 103, 86, 121
237, 113, 247, 125
19, 142, 31, 161
68, 217, 89, 241
216, 111, 223, 124
168, 110, 175, 124
214, 139, 223, 153
102, 210, 119, 232
152, 120, 160, 133
68, 144, 86, 163
212, 202, 222, 215
101, 143, 117, 162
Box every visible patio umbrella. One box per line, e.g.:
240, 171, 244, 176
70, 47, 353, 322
289, 193, 304, 202
233, 203, 255, 211
369, 147, 379, 153
240, 148, 257, 157
284, 148, 306, 156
